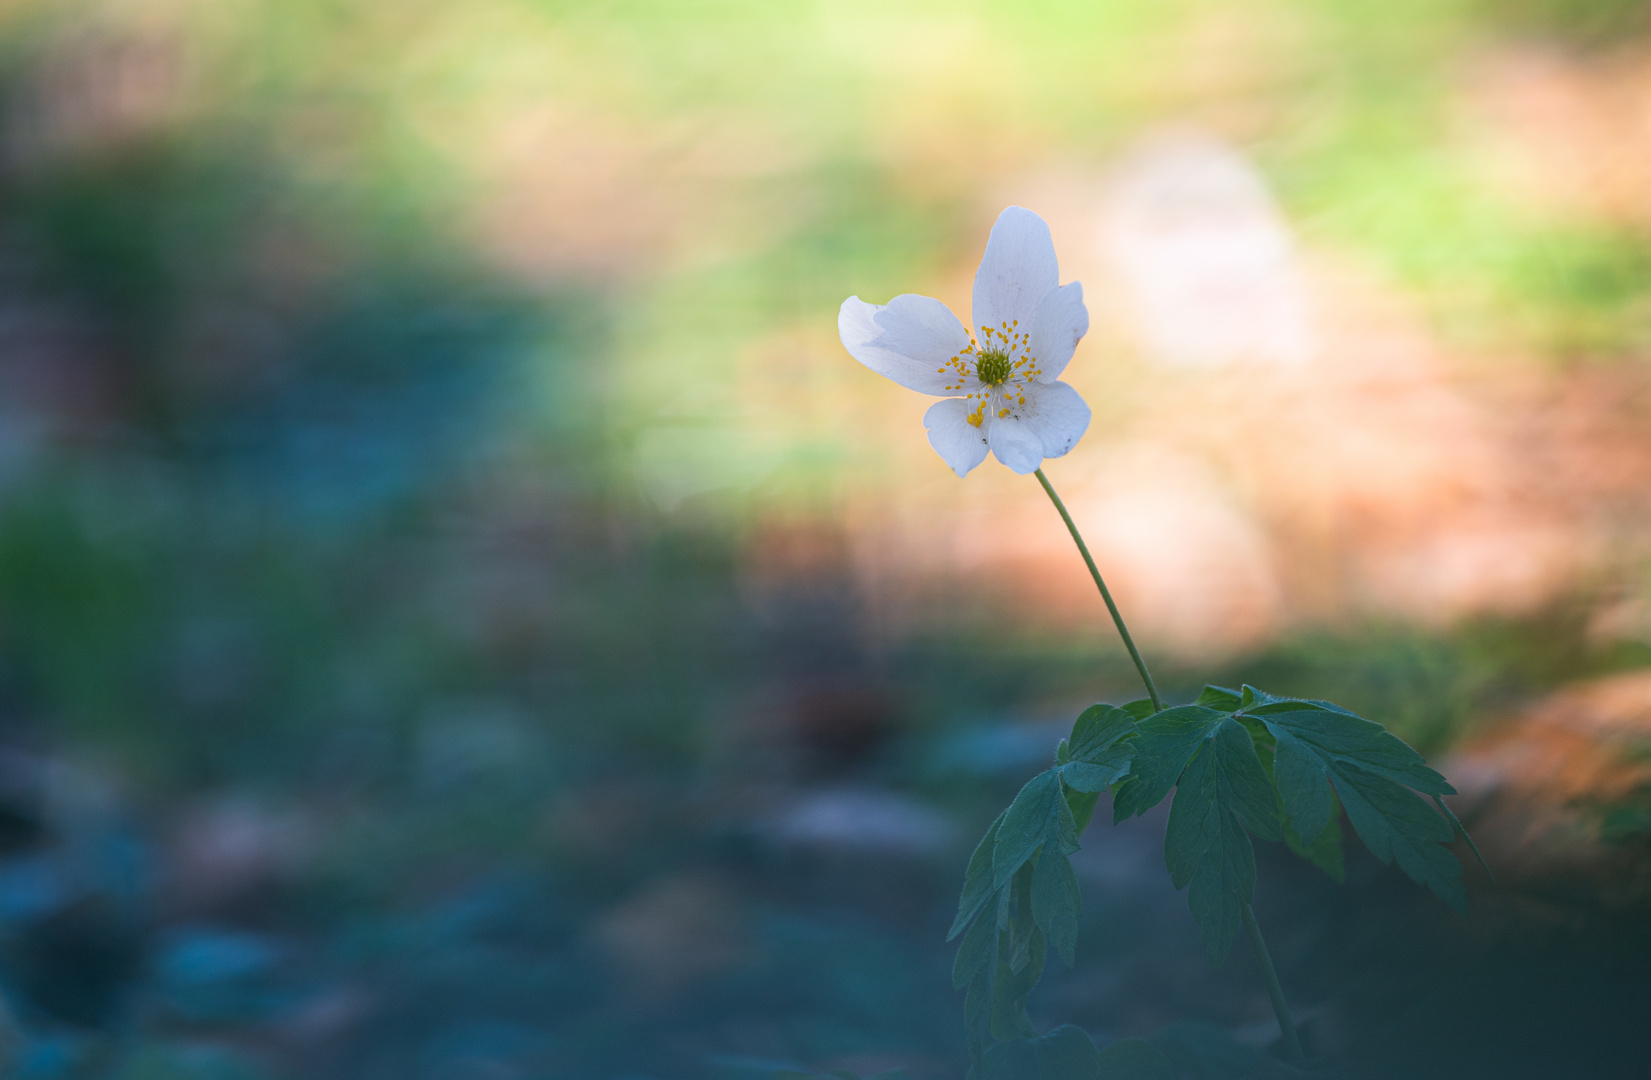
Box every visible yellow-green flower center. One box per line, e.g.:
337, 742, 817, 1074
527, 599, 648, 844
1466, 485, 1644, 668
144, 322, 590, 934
975, 348, 1013, 386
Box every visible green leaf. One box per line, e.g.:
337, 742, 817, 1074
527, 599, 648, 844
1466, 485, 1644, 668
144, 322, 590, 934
994, 771, 1077, 889
1065, 786, 1101, 836
1337, 763, 1467, 911
953, 896, 1000, 989
1241, 684, 1361, 718
1062, 763, 1131, 794
1068, 704, 1138, 760
1260, 707, 1466, 911
1434, 794, 1495, 883
965, 967, 992, 1063
980, 1025, 1102, 1080
950, 705, 1142, 1064
1120, 698, 1157, 720
1095, 1039, 1176, 1080
1113, 706, 1226, 822
1195, 685, 1243, 710
950, 811, 1006, 940
1272, 728, 1335, 841
1031, 838, 1082, 966
1257, 733, 1346, 883
1062, 704, 1138, 793
1164, 718, 1281, 965
1286, 809, 1346, 884
990, 928, 1044, 1041
1259, 705, 1453, 796
1006, 863, 1039, 974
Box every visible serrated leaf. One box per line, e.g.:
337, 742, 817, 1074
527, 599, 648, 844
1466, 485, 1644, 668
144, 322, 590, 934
1095, 1039, 1176, 1080
965, 971, 992, 1064
1112, 706, 1226, 822
1062, 705, 1138, 794
1272, 730, 1334, 841
1062, 761, 1133, 794
1242, 684, 1360, 718
1006, 863, 1039, 974
1031, 842, 1082, 966
980, 1024, 1101, 1080
951, 709, 1142, 1064
1260, 707, 1453, 795
1260, 708, 1466, 911
1053, 782, 1080, 852
951, 811, 1006, 940
1335, 762, 1466, 911
1196, 685, 1243, 710
1064, 786, 1101, 836
1164, 718, 1281, 965
1433, 794, 1494, 882
1259, 734, 1346, 883
995, 771, 1070, 889
953, 896, 1000, 989
1285, 813, 1345, 884
1120, 698, 1157, 720
1240, 684, 1356, 714
990, 929, 1044, 1041
1108, 775, 1139, 821
1069, 704, 1138, 760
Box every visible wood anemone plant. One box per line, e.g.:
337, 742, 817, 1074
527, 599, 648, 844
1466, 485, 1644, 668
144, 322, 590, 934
838, 206, 1488, 1080
942, 471, 1489, 1078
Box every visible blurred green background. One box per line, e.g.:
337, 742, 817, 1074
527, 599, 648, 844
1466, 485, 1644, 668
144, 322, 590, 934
0, 0, 1650, 1077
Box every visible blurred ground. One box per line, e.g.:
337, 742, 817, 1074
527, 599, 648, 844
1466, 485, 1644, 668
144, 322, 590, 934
0, 1, 1648, 1078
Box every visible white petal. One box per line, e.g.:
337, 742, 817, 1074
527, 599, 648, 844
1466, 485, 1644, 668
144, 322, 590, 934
1020, 380, 1090, 459
923, 397, 990, 477
1028, 282, 1089, 382
987, 415, 1045, 475
839, 294, 971, 396
971, 206, 1059, 340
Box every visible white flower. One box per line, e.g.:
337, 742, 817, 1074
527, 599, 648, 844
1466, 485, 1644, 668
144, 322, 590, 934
839, 206, 1092, 477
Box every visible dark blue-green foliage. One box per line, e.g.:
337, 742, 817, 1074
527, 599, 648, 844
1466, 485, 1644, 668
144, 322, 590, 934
949, 705, 1138, 1062
952, 686, 1481, 1069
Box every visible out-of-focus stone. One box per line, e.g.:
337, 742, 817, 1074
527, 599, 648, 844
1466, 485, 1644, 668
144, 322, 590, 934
165, 797, 313, 914
593, 874, 749, 1006
764, 787, 958, 858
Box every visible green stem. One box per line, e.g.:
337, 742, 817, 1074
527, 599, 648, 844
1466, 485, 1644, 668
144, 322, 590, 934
1241, 900, 1303, 1061
1033, 468, 1163, 713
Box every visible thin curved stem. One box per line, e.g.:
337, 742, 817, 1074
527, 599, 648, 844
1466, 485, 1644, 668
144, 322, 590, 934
1033, 468, 1163, 713
1037, 468, 1299, 1058
1242, 900, 1303, 1061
